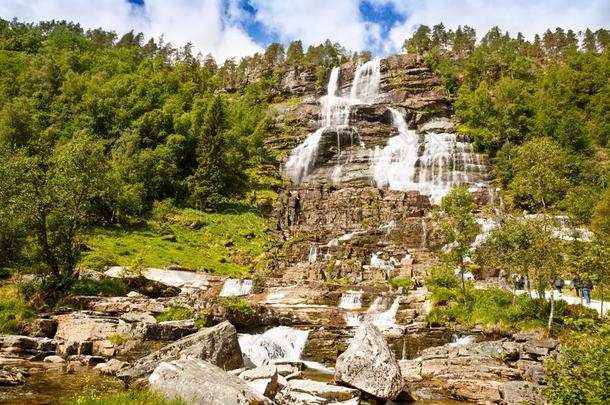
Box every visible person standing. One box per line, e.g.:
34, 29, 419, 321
582, 277, 593, 305
573, 275, 581, 297
553, 277, 565, 296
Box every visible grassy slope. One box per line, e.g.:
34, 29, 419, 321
80, 207, 275, 278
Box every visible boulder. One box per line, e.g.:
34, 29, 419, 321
149, 358, 271, 405
117, 321, 243, 383
94, 359, 130, 376
135, 319, 197, 341
277, 379, 360, 405
239, 365, 279, 398
334, 322, 403, 400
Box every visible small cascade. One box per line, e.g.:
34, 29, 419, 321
219, 278, 254, 297
339, 290, 363, 309
327, 231, 363, 247
284, 59, 381, 184
449, 334, 476, 346
421, 217, 428, 248
471, 218, 500, 248
238, 326, 309, 367
344, 312, 362, 327
366, 296, 401, 330
308, 246, 318, 263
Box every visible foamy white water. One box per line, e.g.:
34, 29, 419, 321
339, 290, 363, 309
238, 326, 309, 367
365, 296, 401, 330
219, 279, 253, 297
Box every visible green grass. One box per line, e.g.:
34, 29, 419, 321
388, 276, 412, 289
217, 297, 255, 317
68, 389, 187, 405
0, 285, 36, 334
155, 305, 195, 322
80, 207, 275, 278
70, 279, 127, 297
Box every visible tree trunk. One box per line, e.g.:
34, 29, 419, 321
547, 290, 555, 334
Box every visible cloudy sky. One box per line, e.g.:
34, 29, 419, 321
1, 0, 608, 60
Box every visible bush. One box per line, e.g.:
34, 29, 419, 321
218, 297, 255, 317
426, 266, 461, 289
545, 335, 610, 404
155, 305, 195, 322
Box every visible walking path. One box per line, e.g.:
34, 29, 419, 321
514, 289, 608, 315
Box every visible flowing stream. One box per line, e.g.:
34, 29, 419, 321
219, 279, 254, 297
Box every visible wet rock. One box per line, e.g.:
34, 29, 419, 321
448, 379, 503, 402
119, 311, 157, 324
0, 335, 57, 360
66, 355, 106, 366
126, 291, 147, 298
334, 322, 403, 400
43, 355, 65, 363
25, 318, 58, 338
149, 358, 271, 405
239, 365, 279, 398
277, 379, 360, 405
94, 359, 130, 376
0, 367, 26, 386
117, 321, 243, 383
398, 359, 423, 382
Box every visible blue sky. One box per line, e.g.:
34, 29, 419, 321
2, 0, 609, 60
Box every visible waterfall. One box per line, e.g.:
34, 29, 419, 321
308, 246, 318, 263
238, 326, 309, 367
284, 59, 381, 184
366, 296, 401, 330
373, 108, 486, 204
327, 231, 363, 247
339, 291, 363, 309
284, 127, 325, 183
344, 312, 361, 327
219, 279, 254, 297
449, 334, 476, 346
350, 59, 381, 103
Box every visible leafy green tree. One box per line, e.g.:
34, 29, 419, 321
438, 184, 479, 300
591, 187, 610, 241
286, 40, 304, 65
509, 138, 572, 210
404, 25, 431, 54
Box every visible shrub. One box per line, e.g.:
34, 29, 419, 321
545, 335, 610, 404
426, 266, 461, 289
155, 305, 195, 322
388, 276, 412, 289
218, 297, 255, 317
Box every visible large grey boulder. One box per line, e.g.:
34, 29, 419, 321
118, 320, 243, 383
334, 322, 403, 400
0, 335, 57, 360
149, 358, 271, 405
276, 379, 361, 404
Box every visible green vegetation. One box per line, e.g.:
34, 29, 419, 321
81, 207, 273, 277
217, 297, 256, 318
155, 305, 195, 322
69, 278, 127, 297
69, 389, 186, 405
388, 276, 412, 289
545, 334, 610, 404
108, 334, 133, 346
0, 285, 36, 334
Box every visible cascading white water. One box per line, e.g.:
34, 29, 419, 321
219, 279, 253, 297
284, 59, 381, 184
327, 231, 363, 247
471, 218, 500, 248
308, 246, 318, 263
350, 60, 381, 103
373, 108, 486, 204
339, 290, 363, 309
238, 327, 309, 367
365, 296, 401, 330
344, 312, 362, 327
449, 334, 476, 346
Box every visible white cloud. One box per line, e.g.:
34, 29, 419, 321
249, 0, 383, 52
0, 0, 263, 61
374, 0, 610, 53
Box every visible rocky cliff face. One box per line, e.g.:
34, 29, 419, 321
270, 54, 492, 284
